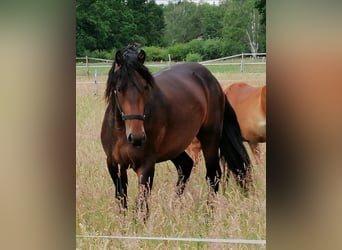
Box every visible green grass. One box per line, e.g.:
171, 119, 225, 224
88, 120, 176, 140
76, 69, 266, 250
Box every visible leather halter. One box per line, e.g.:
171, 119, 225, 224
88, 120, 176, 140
114, 90, 146, 121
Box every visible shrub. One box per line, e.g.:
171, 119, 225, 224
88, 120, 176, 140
143, 46, 168, 61
202, 39, 224, 60
85, 50, 113, 60
186, 53, 203, 62
167, 43, 191, 61
187, 39, 204, 55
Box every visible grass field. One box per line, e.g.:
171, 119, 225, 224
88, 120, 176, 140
76, 64, 266, 249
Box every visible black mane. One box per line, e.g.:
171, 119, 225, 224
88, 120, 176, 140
105, 46, 154, 104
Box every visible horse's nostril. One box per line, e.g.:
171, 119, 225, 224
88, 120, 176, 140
127, 132, 146, 146
128, 134, 134, 144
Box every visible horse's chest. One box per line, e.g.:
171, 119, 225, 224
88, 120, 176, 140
112, 138, 146, 167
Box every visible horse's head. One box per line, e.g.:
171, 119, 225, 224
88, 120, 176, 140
106, 47, 154, 147
113, 45, 146, 72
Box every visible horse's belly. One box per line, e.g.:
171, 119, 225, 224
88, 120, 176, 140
255, 119, 266, 142
156, 138, 195, 163
155, 126, 200, 162
242, 118, 266, 143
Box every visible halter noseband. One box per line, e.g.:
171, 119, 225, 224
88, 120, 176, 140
114, 90, 146, 121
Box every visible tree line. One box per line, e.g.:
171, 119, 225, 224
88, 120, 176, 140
76, 0, 266, 61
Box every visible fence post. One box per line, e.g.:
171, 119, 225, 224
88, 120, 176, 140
240, 52, 244, 72
86, 55, 89, 78
94, 69, 98, 96
168, 54, 171, 66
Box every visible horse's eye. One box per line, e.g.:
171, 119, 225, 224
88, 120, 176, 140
116, 87, 121, 93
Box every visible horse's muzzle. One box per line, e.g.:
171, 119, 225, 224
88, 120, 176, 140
127, 132, 146, 147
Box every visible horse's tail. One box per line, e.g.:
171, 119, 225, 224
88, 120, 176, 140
219, 97, 251, 190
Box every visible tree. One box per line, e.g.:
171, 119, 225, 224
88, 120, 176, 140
222, 0, 250, 54
126, 0, 165, 46
246, 9, 260, 57
76, 0, 164, 56
255, 0, 266, 25
163, 2, 202, 44
198, 4, 225, 39
221, 0, 265, 54
76, 0, 137, 55
255, 0, 266, 51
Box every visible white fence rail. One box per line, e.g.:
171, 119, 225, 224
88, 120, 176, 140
76, 52, 266, 90
76, 52, 266, 69
76, 235, 266, 245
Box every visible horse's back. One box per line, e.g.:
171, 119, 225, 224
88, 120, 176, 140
154, 62, 224, 123
152, 63, 225, 161
155, 63, 220, 92
225, 82, 266, 143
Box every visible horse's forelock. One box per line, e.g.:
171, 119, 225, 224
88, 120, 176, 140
119, 59, 154, 86
105, 59, 154, 104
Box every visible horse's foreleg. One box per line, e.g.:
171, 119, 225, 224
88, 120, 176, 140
135, 164, 155, 221
107, 159, 128, 209
171, 152, 194, 196
119, 166, 128, 209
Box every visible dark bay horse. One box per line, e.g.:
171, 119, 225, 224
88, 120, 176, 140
187, 82, 266, 165
101, 46, 251, 217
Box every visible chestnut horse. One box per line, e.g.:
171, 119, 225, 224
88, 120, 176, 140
187, 82, 266, 165
101, 46, 251, 218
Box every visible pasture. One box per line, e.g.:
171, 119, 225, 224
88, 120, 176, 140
76, 63, 266, 249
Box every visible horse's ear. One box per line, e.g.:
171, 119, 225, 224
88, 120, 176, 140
138, 50, 146, 64
115, 50, 124, 66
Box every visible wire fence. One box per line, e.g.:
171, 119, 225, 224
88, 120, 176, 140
76, 52, 266, 96
76, 235, 266, 245
76, 52, 266, 77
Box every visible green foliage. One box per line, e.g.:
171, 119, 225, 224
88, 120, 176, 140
222, 0, 250, 54
163, 2, 202, 44
202, 39, 224, 59
143, 46, 168, 61
255, 0, 266, 25
198, 3, 225, 39
76, 0, 136, 56
84, 49, 114, 60
126, 0, 165, 46
255, 0, 266, 51
169, 38, 238, 61
187, 39, 204, 55
76, 0, 164, 56
168, 43, 191, 61
76, 0, 266, 59
186, 53, 203, 62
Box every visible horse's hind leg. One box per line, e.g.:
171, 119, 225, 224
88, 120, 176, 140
198, 135, 222, 193
107, 159, 128, 209
171, 152, 194, 196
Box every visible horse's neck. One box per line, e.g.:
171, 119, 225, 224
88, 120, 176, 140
146, 86, 168, 120
110, 102, 125, 129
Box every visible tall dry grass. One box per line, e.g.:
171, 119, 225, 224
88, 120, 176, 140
76, 70, 266, 250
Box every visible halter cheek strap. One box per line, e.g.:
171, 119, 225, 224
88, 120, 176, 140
114, 90, 146, 121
